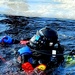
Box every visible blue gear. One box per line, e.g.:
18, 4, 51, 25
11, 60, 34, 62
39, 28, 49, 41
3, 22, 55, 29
18, 45, 32, 55
0, 36, 13, 44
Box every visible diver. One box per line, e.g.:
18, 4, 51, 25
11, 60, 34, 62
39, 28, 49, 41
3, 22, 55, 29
17, 27, 64, 74
29, 27, 64, 63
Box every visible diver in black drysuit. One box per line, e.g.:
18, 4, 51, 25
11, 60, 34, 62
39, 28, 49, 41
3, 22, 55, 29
28, 27, 64, 69
17, 27, 64, 73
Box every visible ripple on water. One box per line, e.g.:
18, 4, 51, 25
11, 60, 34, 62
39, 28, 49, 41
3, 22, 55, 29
0, 24, 10, 33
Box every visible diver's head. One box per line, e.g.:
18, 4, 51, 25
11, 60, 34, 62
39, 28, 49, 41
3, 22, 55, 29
29, 27, 58, 49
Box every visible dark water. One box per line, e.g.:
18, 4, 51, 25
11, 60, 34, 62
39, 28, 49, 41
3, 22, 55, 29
0, 14, 75, 75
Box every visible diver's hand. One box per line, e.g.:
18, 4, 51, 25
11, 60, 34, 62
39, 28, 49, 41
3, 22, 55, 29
33, 67, 46, 75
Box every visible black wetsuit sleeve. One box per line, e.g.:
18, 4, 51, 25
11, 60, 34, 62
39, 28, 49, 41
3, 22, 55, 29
12, 38, 30, 44
12, 39, 20, 44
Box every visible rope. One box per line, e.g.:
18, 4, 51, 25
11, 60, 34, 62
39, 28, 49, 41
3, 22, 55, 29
31, 49, 75, 56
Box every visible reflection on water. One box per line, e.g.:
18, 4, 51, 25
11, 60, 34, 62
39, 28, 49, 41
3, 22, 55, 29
0, 15, 9, 33
0, 24, 9, 33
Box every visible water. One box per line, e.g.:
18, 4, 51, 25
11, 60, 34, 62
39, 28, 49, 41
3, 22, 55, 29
0, 1, 75, 75
0, 14, 75, 75
0, 24, 9, 33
